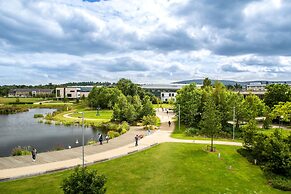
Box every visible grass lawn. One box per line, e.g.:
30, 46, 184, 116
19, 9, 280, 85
0, 97, 43, 104
70, 110, 113, 120
0, 143, 284, 194
259, 128, 291, 137
171, 122, 242, 142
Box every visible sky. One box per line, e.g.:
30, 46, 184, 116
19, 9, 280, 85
1, 0, 291, 85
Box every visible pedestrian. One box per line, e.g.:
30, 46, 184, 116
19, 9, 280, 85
31, 148, 37, 162
168, 120, 171, 127
147, 128, 151, 135
98, 133, 103, 145
135, 135, 139, 146
166, 110, 168, 114
105, 134, 109, 143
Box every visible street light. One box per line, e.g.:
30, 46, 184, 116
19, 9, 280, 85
232, 106, 235, 140
77, 112, 85, 168
178, 104, 181, 132
96, 106, 100, 116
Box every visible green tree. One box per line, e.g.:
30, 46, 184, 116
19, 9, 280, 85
241, 119, 259, 150
175, 83, 202, 127
264, 84, 291, 108
243, 94, 266, 121
61, 166, 107, 194
199, 95, 222, 152
271, 101, 291, 124
88, 86, 122, 109
202, 77, 212, 88
141, 96, 155, 117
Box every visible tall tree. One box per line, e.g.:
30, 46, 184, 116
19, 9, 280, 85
175, 83, 202, 127
243, 94, 266, 121
202, 77, 212, 88
199, 95, 222, 152
264, 84, 291, 108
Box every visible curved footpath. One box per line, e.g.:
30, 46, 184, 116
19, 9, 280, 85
0, 109, 242, 181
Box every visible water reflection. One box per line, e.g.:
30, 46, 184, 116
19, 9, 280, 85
0, 109, 100, 157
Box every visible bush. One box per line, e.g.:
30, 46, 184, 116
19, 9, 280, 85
265, 172, 291, 191
185, 128, 200, 136
108, 131, 120, 139
11, 146, 31, 156
44, 120, 52, 124
61, 166, 107, 194
33, 114, 43, 118
52, 144, 64, 151
87, 139, 97, 145
142, 115, 160, 126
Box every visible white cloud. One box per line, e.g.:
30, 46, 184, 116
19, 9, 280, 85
0, 0, 291, 85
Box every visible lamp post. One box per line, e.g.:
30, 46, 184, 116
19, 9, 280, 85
232, 107, 235, 140
178, 104, 180, 132
79, 112, 85, 168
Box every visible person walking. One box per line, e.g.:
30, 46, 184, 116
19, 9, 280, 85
31, 148, 37, 162
135, 135, 139, 146
168, 120, 171, 127
105, 134, 109, 143
98, 133, 103, 145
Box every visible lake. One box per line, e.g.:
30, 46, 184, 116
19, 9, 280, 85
0, 109, 99, 157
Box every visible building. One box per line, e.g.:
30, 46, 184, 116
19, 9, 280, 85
141, 84, 193, 102
55, 86, 95, 99
8, 89, 54, 97
246, 82, 267, 91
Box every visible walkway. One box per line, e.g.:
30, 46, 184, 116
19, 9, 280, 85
0, 110, 242, 181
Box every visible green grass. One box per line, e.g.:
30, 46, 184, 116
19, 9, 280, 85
0, 143, 284, 194
0, 97, 43, 104
171, 122, 242, 142
70, 110, 113, 120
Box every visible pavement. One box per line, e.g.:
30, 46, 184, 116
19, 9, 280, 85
0, 109, 242, 181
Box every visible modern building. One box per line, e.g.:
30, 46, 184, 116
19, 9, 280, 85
246, 82, 267, 91
56, 86, 95, 99
141, 84, 194, 102
8, 89, 54, 97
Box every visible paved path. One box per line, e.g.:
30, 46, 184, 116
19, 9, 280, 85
0, 110, 242, 181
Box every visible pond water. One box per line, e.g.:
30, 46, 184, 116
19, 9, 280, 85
0, 109, 100, 157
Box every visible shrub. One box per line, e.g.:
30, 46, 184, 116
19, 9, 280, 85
11, 146, 31, 156
185, 128, 200, 136
108, 131, 120, 139
55, 121, 61, 125
38, 120, 43, 123
87, 139, 97, 145
61, 166, 107, 194
142, 115, 159, 126
265, 172, 291, 191
44, 120, 52, 125
52, 144, 64, 151
33, 114, 43, 118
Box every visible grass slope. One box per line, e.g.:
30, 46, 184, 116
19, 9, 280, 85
0, 143, 283, 194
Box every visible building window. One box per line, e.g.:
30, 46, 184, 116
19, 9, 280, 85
161, 93, 164, 97
67, 94, 72, 98
56, 90, 61, 97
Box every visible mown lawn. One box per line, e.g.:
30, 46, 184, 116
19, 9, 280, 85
70, 110, 113, 120
0, 143, 284, 194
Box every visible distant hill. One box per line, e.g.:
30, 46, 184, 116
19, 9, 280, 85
173, 79, 291, 86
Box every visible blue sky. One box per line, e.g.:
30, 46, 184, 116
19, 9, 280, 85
0, 0, 291, 85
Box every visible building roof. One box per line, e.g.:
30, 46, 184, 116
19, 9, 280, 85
141, 84, 188, 90
9, 89, 53, 93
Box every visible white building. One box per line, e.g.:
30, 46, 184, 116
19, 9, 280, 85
246, 82, 267, 91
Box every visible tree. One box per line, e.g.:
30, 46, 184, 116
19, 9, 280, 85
241, 119, 259, 150
141, 96, 155, 117
175, 83, 202, 127
264, 84, 291, 108
112, 94, 137, 123
243, 94, 266, 121
202, 77, 212, 88
61, 166, 107, 194
199, 95, 222, 152
271, 101, 291, 124
88, 86, 122, 109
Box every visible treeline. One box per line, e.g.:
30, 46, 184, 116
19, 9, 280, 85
0, 81, 114, 97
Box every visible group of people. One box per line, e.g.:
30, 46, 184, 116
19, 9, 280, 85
98, 133, 110, 145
